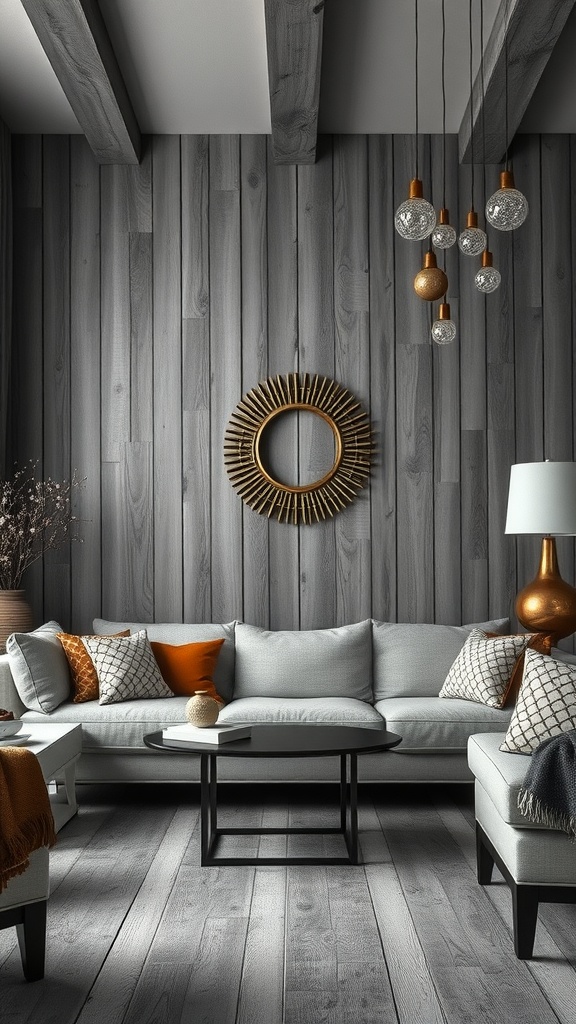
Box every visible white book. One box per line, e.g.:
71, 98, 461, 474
162, 723, 251, 746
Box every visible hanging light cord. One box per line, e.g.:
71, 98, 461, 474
441, 0, 447, 209
468, 0, 475, 210
504, 0, 510, 170
415, 0, 419, 179
480, 0, 486, 202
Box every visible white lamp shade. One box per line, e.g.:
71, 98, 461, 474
505, 462, 576, 535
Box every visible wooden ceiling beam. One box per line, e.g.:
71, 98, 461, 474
263, 0, 325, 165
459, 0, 576, 164
20, 0, 141, 165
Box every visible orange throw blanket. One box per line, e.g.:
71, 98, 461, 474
0, 746, 56, 892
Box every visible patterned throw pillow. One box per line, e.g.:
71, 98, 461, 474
439, 628, 531, 708
82, 630, 173, 706
500, 648, 576, 754
58, 630, 129, 703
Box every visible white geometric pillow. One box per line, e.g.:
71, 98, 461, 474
439, 628, 530, 708
500, 648, 576, 754
82, 630, 173, 706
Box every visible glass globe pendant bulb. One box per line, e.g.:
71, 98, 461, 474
431, 302, 457, 345
458, 209, 487, 256
413, 251, 448, 302
475, 250, 501, 294
432, 207, 456, 250
394, 178, 436, 241
486, 170, 529, 231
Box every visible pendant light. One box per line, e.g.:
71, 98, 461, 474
485, 0, 528, 230
414, 250, 448, 301
458, 0, 487, 256
432, 0, 456, 250
395, 0, 436, 241
431, 302, 457, 345
476, 0, 501, 293
475, 250, 502, 293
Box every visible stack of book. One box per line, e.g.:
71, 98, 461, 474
162, 723, 251, 747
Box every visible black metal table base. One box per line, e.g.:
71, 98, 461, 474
200, 752, 359, 866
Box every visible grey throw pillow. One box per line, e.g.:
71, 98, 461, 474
93, 619, 237, 703
6, 620, 70, 713
371, 617, 510, 699
233, 620, 373, 701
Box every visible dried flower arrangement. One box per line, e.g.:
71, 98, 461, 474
0, 463, 83, 590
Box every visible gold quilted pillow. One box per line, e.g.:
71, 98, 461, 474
58, 630, 129, 703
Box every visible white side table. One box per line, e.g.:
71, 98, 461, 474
3, 723, 81, 832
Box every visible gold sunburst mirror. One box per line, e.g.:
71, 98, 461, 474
224, 372, 374, 525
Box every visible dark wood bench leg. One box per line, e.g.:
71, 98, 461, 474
476, 823, 494, 884
511, 883, 539, 960
16, 901, 47, 981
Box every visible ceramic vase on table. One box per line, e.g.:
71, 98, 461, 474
0, 590, 34, 654
185, 689, 220, 727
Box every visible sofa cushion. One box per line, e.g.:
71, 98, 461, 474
233, 620, 373, 701
94, 619, 236, 702
83, 631, 173, 705
375, 696, 512, 752
467, 732, 533, 826
21, 696, 189, 749
217, 696, 384, 726
500, 647, 576, 754
371, 618, 510, 700
439, 629, 530, 708
6, 621, 70, 713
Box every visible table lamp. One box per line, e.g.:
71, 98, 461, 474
505, 461, 576, 642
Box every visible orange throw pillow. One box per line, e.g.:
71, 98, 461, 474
58, 630, 130, 703
150, 639, 225, 701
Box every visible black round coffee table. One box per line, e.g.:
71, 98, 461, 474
144, 724, 402, 866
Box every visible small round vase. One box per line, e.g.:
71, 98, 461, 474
185, 689, 220, 727
0, 590, 34, 654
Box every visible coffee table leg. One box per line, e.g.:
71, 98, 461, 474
340, 754, 347, 832
200, 754, 210, 865
209, 754, 218, 837
349, 754, 358, 864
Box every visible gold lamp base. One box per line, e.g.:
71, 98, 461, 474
515, 536, 576, 643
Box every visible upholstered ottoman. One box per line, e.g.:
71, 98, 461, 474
467, 733, 576, 959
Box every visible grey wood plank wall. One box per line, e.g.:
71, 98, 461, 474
9, 132, 576, 641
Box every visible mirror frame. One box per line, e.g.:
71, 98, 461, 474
224, 372, 374, 525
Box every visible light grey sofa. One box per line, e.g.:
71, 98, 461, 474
0, 616, 514, 785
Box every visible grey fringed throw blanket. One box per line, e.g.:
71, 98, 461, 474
518, 730, 576, 839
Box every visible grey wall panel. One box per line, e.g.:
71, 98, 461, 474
70, 137, 102, 634
267, 152, 299, 629
368, 135, 397, 625
10, 132, 576, 635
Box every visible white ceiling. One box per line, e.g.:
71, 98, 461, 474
0, 0, 575, 136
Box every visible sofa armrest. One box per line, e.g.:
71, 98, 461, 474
0, 654, 26, 718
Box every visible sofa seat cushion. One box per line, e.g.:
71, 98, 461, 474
371, 618, 510, 699
467, 732, 540, 827
93, 620, 236, 702
21, 697, 189, 750
375, 697, 512, 752
217, 697, 385, 726
233, 620, 373, 701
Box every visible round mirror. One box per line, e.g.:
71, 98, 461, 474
224, 372, 373, 525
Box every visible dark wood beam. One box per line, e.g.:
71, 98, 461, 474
20, 0, 141, 165
459, 0, 576, 164
263, 0, 325, 165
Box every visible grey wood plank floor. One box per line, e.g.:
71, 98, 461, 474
1, 784, 575, 1024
